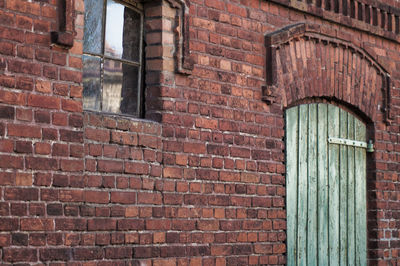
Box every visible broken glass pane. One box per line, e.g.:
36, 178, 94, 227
82, 55, 101, 111
83, 0, 104, 54
105, 0, 141, 62
103, 59, 139, 115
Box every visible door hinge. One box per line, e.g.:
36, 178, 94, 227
328, 137, 367, 149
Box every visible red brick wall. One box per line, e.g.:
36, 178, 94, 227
0, 0, 399, 265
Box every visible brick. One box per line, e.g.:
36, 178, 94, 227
26, 32, 49, 46
138, 135, 160, 149
138, 192, 162, 204
47, 203, 63, 216
43, 65, 58, 79
3, 248, 37, 262
85, 191, 109, 204
163, 167, 182, 179
28, 94, 60, 109
69, 114, 84, 128
52, 52, 67, 65
34, 142, 51, 154
98, 160, 123, 173
20, 218, 54, 231
184, 142, 206, 154
0, 74, 16, 88
134, 247, 160, 258
16, 172, 33, 186
0, 172, 13, 185
11, 202, 27, 216
17, 45, 34, 59
0, 218, 18, 231
0, 27, 25, 42
85, 128, 110, 142
59, 189, 84, 202
0, 40, 14, 55
211, 245, 232, 256
26, 157, 58, 170
62, 99, 83, 112
0, 10, 14, 26
0, 105, 14, 119
88, 219, 117, 231
5, 187, 38, 201
8, 59, 41, 75
73, 248, 103, 260
111, 131, 138, 145
40, 248, 71, 261
60, 69, 82, 83
118, 219, 145, 230
111, 192, 136, 204
196, 117, 218, 129
60, 159, 84, 172
60, 129, 83, 142
125, 162, 149, 175
55, 218, 86, 231
207, 144, 229, 156
0, 233, 11, 246
8, 124, 41, 138
35, 110, 51, 123
35, 49, 51, 62
105, 247, 132, 259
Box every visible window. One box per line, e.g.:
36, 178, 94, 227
83, 0, 144, 117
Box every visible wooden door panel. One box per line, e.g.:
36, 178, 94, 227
286, 103, 367, 266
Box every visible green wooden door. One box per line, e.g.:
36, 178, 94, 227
286, 103, 367, 266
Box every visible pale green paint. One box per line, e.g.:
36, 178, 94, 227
328, 105, 340, 266
286, 106, 298, 266
347, 114, 356, 265
355, 118, 367, 266
339, 108, 348, 265
307, 104, 318, 266
317, 104, 329, 266
286, 103, 367, 266
297, 105, 308, 266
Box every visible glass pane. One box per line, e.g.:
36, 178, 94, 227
105, 0, 141, 62
103, 59, 139, 115
83, 55, 101, 111
83, 0, 104, 54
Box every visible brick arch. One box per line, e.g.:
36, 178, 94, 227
263, 23, 392, 124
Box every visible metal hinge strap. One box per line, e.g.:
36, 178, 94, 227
328, 137, 367, 148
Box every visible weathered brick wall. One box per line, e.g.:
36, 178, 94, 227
0, 0, 399, 265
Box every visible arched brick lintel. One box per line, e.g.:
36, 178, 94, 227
263, 23, 392, 124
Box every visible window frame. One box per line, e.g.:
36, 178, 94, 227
82, 0, 145, 118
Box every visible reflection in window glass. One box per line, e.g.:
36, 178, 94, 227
103, 60, 139, 115
105, 0, 141, 62
82, 55, 102, 111
83, 0, 103, 54
83, 0, 143, 117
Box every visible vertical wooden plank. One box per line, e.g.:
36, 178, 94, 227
297, 104, 309, 266
347, 114, 356, 265
307, 104, 318, 265
317, 104, 329, 265
328, 105, 340, 266
339, 108, 348, 265
286, 106, 299, 266
355, 118, 367, 266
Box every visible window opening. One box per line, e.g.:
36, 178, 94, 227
83, 0, 144, 117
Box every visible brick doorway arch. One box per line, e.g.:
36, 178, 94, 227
263, 23, 392, 124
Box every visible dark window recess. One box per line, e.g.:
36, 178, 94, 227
51, 0, 75, 47
83, 0, 143, 117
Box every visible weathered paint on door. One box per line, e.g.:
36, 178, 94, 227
286, 103, 367, 266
